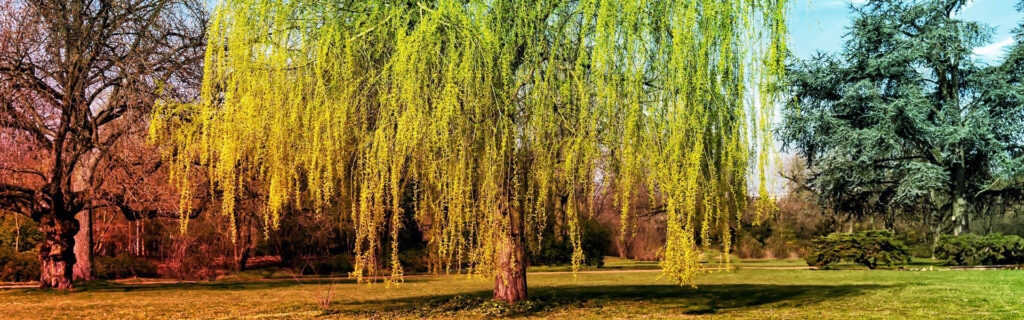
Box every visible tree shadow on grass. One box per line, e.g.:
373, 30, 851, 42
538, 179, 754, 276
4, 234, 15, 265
533, 283, 890, 314
336, 283, 893, 317
3, 278, 895, 318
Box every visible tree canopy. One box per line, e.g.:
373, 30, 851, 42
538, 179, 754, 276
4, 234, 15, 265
151, 0, 788, 297
779, 0, 1024, 235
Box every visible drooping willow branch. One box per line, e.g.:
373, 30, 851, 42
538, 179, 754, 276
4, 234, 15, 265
151, 0, 787, 286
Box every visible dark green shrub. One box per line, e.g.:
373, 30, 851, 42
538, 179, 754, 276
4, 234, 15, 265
397, 248, 431, 273
993, 235, 1024, 264
94, 255, 158, 279
266, 210, 350, 268
308, 254, 354, 275
580, 218, 612, 267
804, 234, 851, 268
934, 233, 1024, 266
892, 228, 934, 258
804, 230, 911, 269
529, 217, 611, 268
0, 247, 40, 282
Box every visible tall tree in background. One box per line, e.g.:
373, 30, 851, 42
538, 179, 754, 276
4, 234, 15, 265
779, 0, 1024, 237
0, 0, 206, 289
152, 0, 787, 302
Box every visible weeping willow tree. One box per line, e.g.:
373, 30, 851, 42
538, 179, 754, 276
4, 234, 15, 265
151, 0, 786, 302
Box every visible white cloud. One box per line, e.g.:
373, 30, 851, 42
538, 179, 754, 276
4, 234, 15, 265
951, 0, 977, 17
973, 38, 1014, 60
962, 0, 976, 11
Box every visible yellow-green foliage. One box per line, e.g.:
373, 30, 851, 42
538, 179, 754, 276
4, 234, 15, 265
150, 0, 787, 286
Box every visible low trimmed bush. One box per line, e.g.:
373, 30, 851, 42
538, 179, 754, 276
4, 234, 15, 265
94, 255, 158, 279
934, 233, 1024, 266
804, 230, 911, 269
0, 248, 40, 282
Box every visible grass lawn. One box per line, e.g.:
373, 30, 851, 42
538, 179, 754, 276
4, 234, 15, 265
1, 262, 1021, 319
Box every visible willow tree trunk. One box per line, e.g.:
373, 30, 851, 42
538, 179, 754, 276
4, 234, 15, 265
39, 212, 79, 289
493, 232, 527, 303
493, 203, 527, 303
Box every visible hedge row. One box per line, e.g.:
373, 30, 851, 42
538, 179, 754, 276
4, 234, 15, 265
934, 233, 1024, 266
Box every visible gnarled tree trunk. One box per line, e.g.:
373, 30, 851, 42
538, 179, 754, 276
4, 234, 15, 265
39, 212, 79, 289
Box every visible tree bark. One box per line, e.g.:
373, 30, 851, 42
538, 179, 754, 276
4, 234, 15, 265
14, 214, 20, 252
233, 223, 252, 271
952, 196, 966, 236
493, 232, 527, 303
235, 246, 251, 271
73, 210, 93, 280
39, 213, 79, 289
951, 159, 968, 235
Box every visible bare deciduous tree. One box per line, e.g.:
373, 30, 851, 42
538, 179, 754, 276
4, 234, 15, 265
0, 0, 205, 289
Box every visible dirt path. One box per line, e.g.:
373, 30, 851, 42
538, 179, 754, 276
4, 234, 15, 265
0, 266, 821, 290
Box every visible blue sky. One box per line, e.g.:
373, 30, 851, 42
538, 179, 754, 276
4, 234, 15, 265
789, 0, 1022, 64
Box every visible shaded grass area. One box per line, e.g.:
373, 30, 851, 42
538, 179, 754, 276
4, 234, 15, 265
1, 267, 1022, 319
364, 282, 885, 318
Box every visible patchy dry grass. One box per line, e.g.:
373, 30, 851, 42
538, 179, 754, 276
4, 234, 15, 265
1, 259, 1021, 319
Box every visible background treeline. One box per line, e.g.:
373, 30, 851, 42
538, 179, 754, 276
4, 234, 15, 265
4, 0, 1024, 283
4, 151, 1023, 282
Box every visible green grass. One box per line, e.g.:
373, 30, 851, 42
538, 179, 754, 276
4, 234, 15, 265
2, 261, 1022, 319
